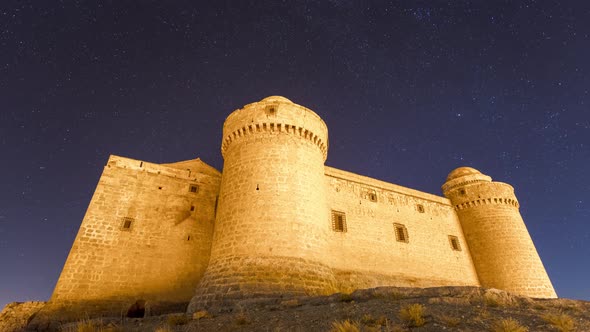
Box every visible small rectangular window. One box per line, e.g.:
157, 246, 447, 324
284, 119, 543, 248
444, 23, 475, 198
449, 235, 462, 251
121, 217, 134, 231
459, 189, 466, 195
190, 206, 195, 212
368, 192, 377, 202
331, 210, 347, 232
189, 184, 199, 193
362, 188, 378, 202
393, 223, 408, 243
416, 204, 425, 213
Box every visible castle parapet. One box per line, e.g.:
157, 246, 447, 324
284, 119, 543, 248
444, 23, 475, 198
221, 96, 328, 160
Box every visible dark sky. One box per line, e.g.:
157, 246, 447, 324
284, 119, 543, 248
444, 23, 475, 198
1, 1, 589, 308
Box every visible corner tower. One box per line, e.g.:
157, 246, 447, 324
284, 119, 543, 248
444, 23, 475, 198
189, 96, 336, 309
442, 167, 556, 298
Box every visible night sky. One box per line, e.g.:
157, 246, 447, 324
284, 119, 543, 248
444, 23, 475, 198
2, 1, 589, 308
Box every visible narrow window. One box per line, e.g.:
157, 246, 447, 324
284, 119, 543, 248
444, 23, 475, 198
121, 217, 134, 231
189, 184, 199, 193
393, 223, 408, 243
331, 210, 347, 232
368, 192, 377, 202
459, 189, 466, 195
158, 186, 163, 190
449, 235, 461, 251
190, 206, 195, 212
416, 204, 425, 213
187, 235, 191, 241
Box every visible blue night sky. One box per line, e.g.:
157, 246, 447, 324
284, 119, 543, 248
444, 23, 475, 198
1, 1, 589, 308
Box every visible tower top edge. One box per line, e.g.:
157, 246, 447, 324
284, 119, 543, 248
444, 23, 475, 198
224, 96, 328, 132
446, 166, 483, 181
442, 167, 493, 193
260, 95, 293, 103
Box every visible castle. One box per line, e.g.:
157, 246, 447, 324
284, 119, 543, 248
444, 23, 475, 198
49, 96, 556, 318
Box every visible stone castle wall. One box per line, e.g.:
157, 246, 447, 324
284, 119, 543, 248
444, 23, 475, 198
51, 155, 220, 308
324, 167, 481, 292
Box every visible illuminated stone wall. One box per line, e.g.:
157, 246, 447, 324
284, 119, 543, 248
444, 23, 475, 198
51, 155, 220, 306
443, 168, 557, 298
324, 167, 481, 292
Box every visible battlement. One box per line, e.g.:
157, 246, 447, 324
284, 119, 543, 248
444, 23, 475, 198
221, 96, 328, 160
221, 121, 328, 159
454, 197, 520, 211
325, 166, 451, 206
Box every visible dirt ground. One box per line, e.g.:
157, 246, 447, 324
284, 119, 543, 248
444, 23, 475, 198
58, 286, 590, 332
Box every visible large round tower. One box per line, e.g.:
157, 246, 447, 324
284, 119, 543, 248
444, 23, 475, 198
189, 96, 336, 309
442, 167, 556, 298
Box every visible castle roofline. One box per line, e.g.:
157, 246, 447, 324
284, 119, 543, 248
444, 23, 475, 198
163, 158, 221, 177
106, 155, 221, 180
325, 165, 451, 205
260, 95, 293, 103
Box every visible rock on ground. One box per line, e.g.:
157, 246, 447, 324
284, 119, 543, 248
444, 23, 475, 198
0, 301, 46, 332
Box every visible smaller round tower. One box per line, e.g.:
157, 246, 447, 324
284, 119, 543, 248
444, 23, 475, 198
442, 167, 556, 298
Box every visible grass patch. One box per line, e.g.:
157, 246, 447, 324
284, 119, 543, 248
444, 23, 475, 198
491, 318, 528, 332
375, 315, 388, 326
398, 303, 426, 327
360, 314, 376, 326
477, 306, 491, 319
360, 314, 389, 329
439, 314, 461, 327
542, 313, 575, 332
235, 312, 251, 325
330, 319, 360, 332
484, 294, 501, 307
73, 320, 96, 332
62, 319, 122, 332
166, 313, 188, 326
154, 328, 172, 332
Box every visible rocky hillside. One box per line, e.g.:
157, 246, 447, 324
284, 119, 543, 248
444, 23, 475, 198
3, 287, 589, 331
0, 301, 45, 332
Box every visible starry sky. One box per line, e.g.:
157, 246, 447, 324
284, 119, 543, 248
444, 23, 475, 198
1, 1, 589, 308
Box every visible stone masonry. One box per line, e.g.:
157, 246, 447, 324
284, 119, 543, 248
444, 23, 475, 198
47, 95, 556, 321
